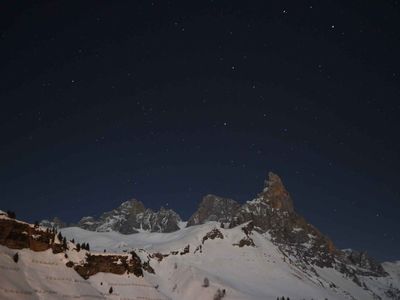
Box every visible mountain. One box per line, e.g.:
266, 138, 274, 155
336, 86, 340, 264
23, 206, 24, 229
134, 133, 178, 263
187, 194, 241, 226
75, 199, 182, 234
1, 212, 400, 300
40, 217, 66, 230
2, 171, 400, 299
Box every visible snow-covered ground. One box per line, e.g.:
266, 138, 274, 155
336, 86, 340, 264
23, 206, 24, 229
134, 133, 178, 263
1, 222, 399, 300
60, 222, 399, 300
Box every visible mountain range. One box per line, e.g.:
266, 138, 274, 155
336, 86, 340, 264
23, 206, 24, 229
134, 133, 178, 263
0, 171, 399, 299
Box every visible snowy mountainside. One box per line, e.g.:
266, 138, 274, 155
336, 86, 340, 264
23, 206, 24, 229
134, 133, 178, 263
1, 212, 400, 299
61, 222, 400, 300
3, 171, 400, 299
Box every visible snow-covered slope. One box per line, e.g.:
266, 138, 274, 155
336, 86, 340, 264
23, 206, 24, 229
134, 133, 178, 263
0, 244, 166, 300
59, 222, 400, 300
1, 215, 399, 300
2, 171, 399, 299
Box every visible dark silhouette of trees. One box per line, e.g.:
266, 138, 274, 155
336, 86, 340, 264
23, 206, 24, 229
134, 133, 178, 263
202, 277, 209, 287
214, 288, 226, 300
7, 210, 16, 219
109, 287, 113, 294
57, 232, 63, 242
13, 253, 19, 263
76, 243, 81, 252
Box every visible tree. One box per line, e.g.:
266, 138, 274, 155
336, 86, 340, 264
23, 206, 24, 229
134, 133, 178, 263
220, 222, 224, 229
7, 210, 16, 219
70, 238, 75, 244
34, 221, 39, 228
213, 289, 226, 300
57, 232, 63, 242
86, 243, 90, 251
13, 253, 19, 263
62, 237, 67, 249
202, 277, 209, 287
109, 287, 113, 294
76, 243, 81, 252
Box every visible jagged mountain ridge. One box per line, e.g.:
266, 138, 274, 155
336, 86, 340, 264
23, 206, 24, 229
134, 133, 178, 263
42, 199, 182, 234
76, 199, 182, 234
41, 171, 387, 278
1, 211, 400, 300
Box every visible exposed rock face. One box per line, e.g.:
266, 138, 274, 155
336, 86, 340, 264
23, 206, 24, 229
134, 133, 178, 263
230, 172, 336, 268
187, 194, 240, 226
77, 199, 181, 234
0, 215, 150, 280
261, 172, 294, 213
0, 218, 54, 252
73, 252, 144, 279
233, 237, 255, 247
202, 228, 224, 244
342, 249, 388, 276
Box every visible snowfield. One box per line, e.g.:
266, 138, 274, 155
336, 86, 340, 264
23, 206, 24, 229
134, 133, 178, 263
1, 221, 399, 300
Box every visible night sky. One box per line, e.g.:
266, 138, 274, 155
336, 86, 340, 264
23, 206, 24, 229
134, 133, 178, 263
1, 1, 399, 261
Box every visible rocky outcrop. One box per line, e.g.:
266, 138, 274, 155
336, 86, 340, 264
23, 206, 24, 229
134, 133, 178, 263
187, 194, 240, 226
229, 172, 337, 268
77, 199, 181, 234
0, 218, 54, 252
342, 249, 388, 276
233, 237, 255, 247
0, 215, 151, 280
261, 172, 294, 213
73, 252, 144, 279
202, 228, 224, 244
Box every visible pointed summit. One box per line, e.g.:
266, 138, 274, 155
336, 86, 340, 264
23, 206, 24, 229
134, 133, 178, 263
261, 172, 294, 213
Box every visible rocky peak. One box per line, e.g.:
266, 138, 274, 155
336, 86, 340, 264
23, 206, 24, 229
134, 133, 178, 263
230, 171, 337, 268
77, 199, 181, 234
119, 199, 146, 213
342, 249, 388, 276
187, 194, 241, 226
260, 172, 294, 213
40, 217, 66, 229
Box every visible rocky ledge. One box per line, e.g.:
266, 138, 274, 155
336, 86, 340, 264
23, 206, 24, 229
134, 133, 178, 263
0, 215, 152, 280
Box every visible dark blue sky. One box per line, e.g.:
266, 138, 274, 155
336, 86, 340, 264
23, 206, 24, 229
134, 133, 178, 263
1, 0, 399, 261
